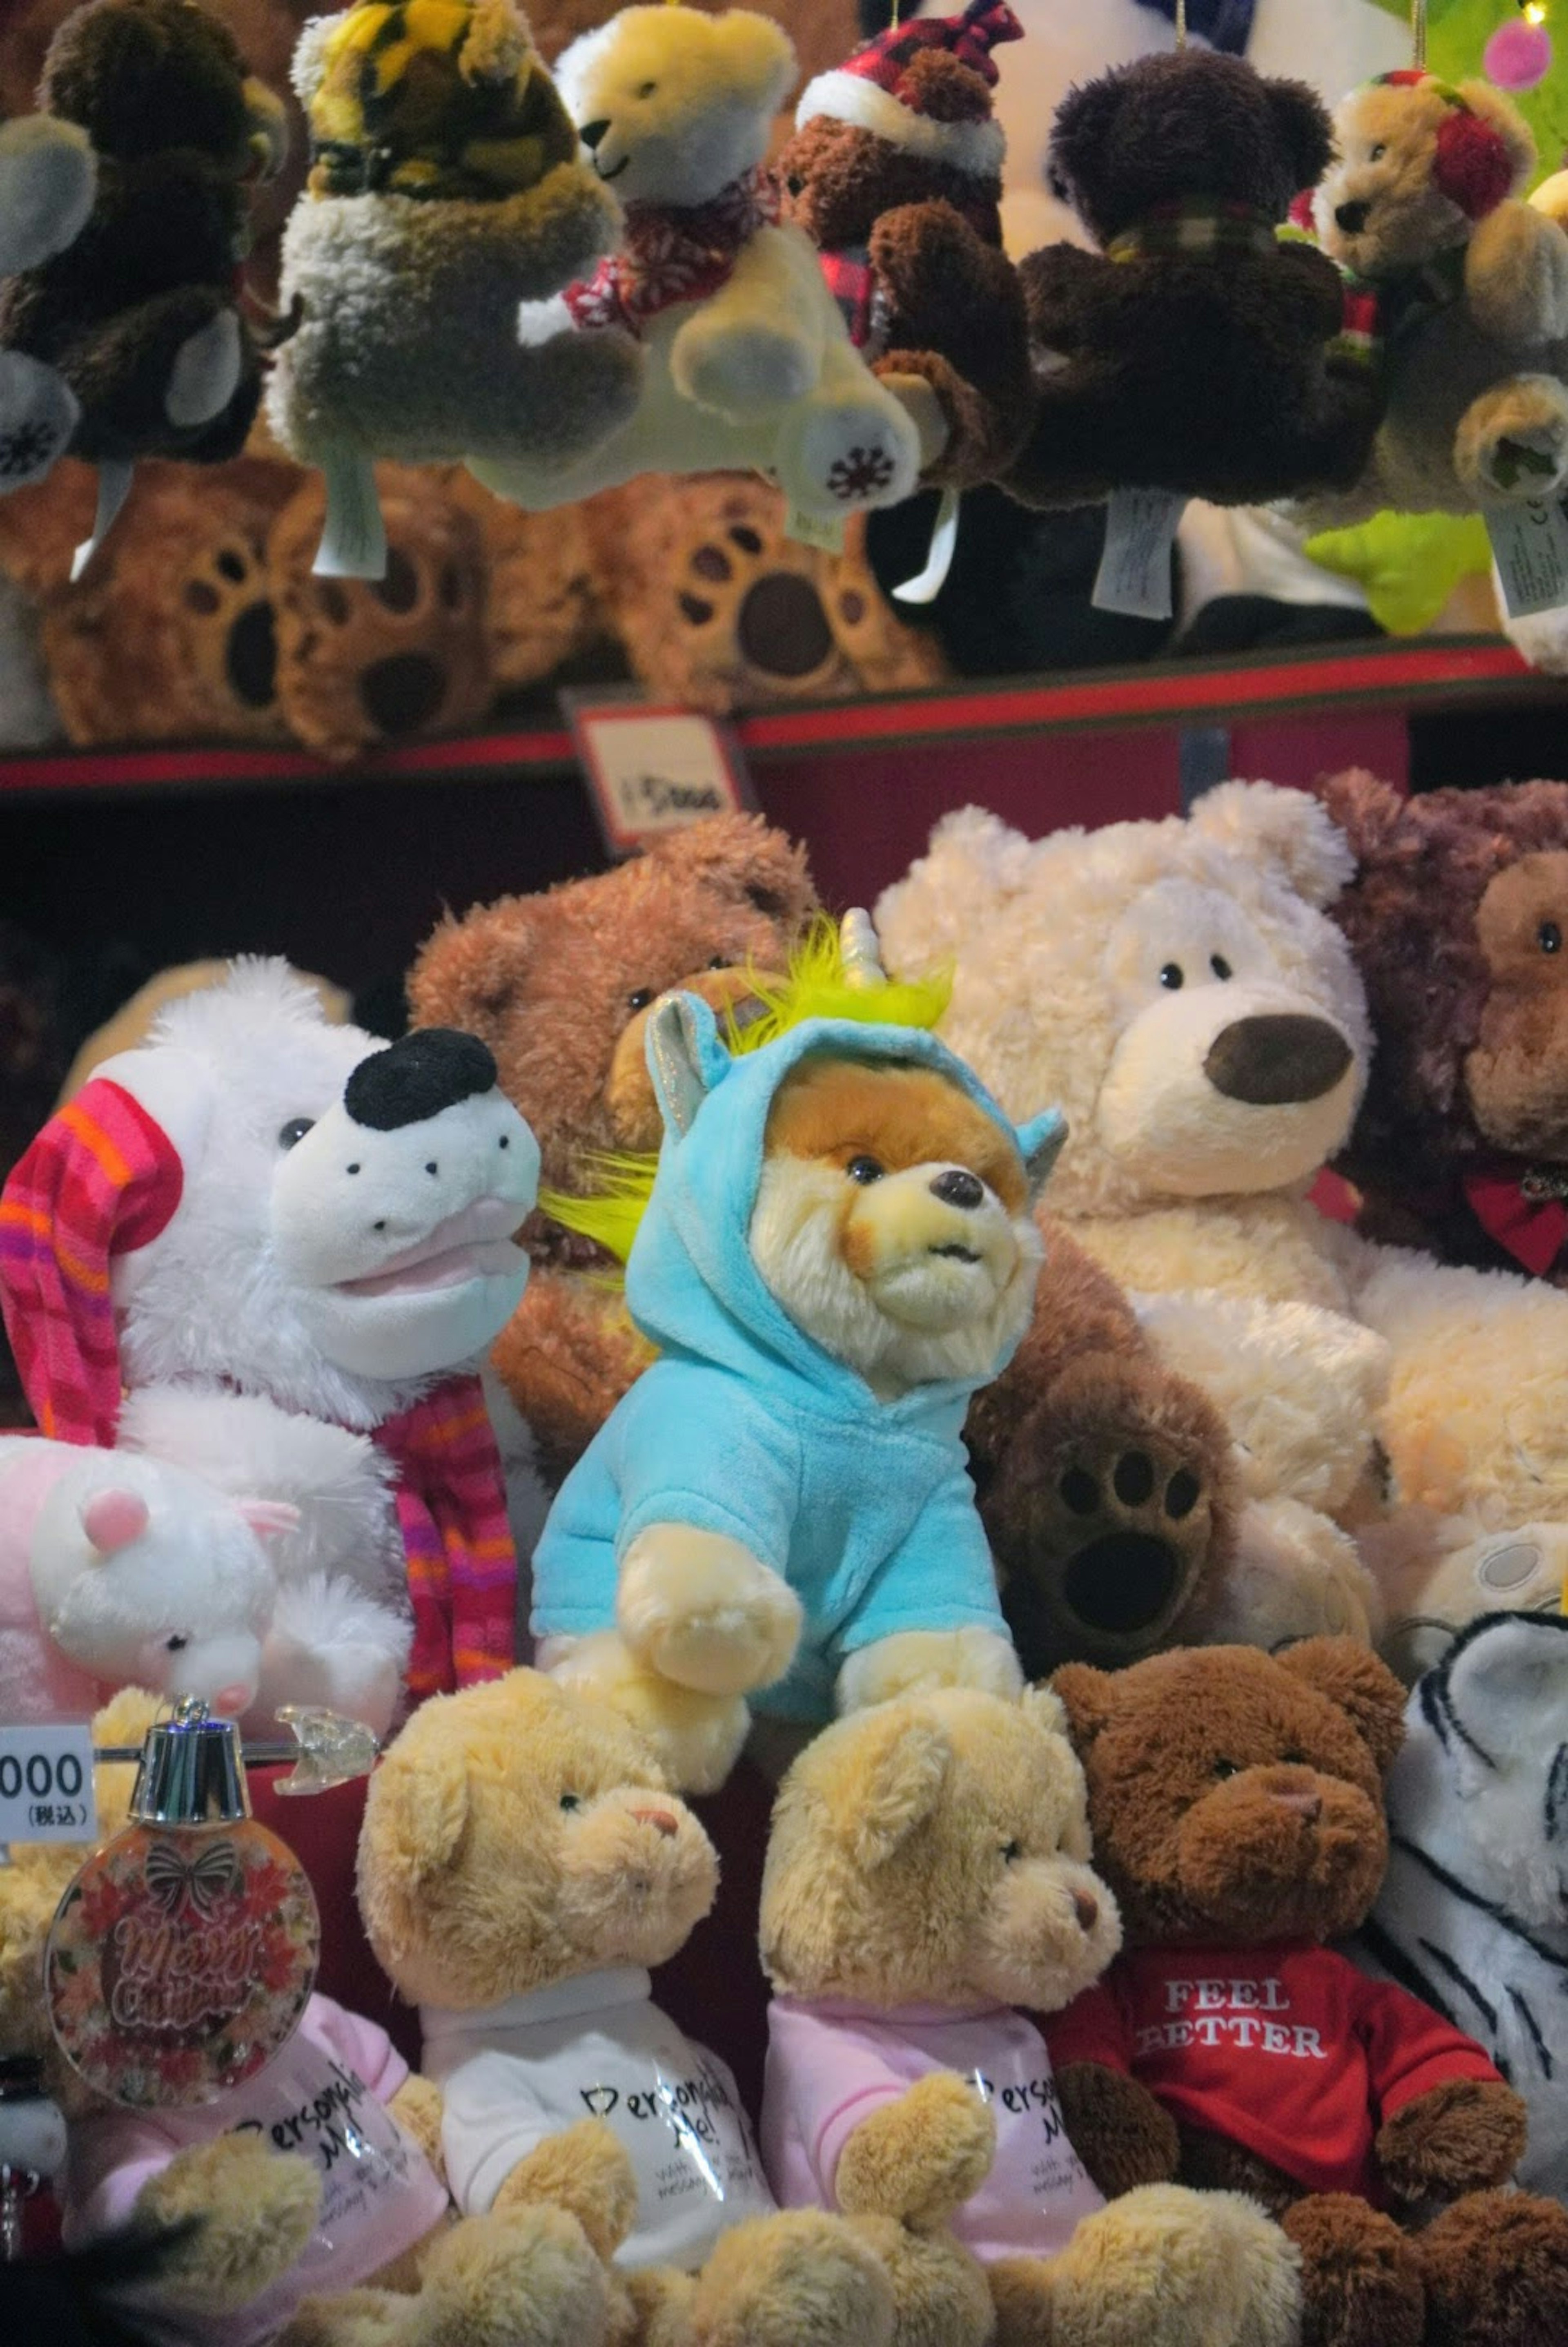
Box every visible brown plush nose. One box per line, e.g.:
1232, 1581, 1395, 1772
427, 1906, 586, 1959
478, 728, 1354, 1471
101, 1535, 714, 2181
1270, 1789, 1323, 1823
1335, 199, 1371, 235
931, 1168, 984, 1210
1205, 1016, 1352, 1106
1071, 1890, 1100, 1934
630, 1805, 679, 1838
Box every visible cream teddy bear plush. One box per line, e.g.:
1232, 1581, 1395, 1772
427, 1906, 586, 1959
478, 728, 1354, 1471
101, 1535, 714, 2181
357, 1667, 900, 2347
760, 1684, 1304, 2347
469, 7, 922, 532
1307, 71, 1568, 519
876, 785, 1568, 1670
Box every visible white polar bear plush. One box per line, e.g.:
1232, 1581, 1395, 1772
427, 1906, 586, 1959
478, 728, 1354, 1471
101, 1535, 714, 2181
470, 7, 922, 528
0, 1438, 295, 1723
0, 962, 541, 1733
876, 786, 1568, 1667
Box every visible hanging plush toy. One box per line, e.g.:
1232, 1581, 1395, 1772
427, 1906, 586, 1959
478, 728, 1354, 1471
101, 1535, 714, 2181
776, 2, 1034, 500
0, 0, 288, 576
267, 0, 641, 579
1002, 47, 1386, 511
1307, 69, 1568, 520
0, 962, 540, 1730
468, 6, 922, 536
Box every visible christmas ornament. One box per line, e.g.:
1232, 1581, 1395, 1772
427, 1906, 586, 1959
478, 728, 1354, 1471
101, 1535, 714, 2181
46, 1702, 319, 2109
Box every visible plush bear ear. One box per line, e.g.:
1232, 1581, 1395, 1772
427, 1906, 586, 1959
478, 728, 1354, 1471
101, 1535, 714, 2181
291, 14, 340, 109
1277, 1638, 1407, 1775
1450, 80, 1535, 208
877, 807, 1035, 979
651, 814, 816, 932
645, 991, 729, 1138
1021, 1683, 1070, 1740
830, 1705, 951, 1871
1264, 76, 1333, 196
1048, 69, 1127, 192
714, 10, 798, 116
1437, 1612, 1568, 1767
1315, 769, 1407, 865
1049, 1664, 1119, 1751
360, 1734, 472, 1896
407, 898, 536, 1033
1187, 780, 1356, 910
1017, 1110, 1067, 1203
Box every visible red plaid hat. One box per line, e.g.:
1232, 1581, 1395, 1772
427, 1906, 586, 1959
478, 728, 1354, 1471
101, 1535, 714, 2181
0, 1078, 183, 1443
795, 0, 1021, 179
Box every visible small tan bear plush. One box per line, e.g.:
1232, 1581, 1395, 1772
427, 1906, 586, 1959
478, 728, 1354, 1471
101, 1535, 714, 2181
356, 1667, 900, 2347
759, 1686, 1304, 2347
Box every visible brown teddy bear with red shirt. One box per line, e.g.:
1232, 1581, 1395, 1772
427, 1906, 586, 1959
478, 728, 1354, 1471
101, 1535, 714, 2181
1047, 1637, 1568, 2347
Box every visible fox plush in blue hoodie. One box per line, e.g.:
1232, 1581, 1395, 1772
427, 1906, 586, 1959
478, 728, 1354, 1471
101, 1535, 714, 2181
531, 917, 1065, 1791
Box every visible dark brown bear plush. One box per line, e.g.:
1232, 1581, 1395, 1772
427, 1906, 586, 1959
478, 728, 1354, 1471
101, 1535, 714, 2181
1321, 769, 1568, 1284
778, 2, 1034, 492
1047, 1638, 1568, 2347
1005, 48, 1384, 510
0, 0, 285, 492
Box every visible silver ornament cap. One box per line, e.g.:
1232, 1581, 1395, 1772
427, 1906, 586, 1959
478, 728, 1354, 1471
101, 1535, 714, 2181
128, 1698, 250, 1828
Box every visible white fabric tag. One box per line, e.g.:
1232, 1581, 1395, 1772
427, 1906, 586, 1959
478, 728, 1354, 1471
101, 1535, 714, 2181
893, 484, 961, 605
314, 445, 388, 581
70, 459, 132, 582
1486, 495, 1568, 620
785, 505, 846, 555
1093, 488, 1184, 619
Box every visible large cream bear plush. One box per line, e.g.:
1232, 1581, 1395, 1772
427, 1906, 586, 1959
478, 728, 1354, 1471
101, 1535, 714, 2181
470, 7, 922, 529
876, 787, 1568, 1668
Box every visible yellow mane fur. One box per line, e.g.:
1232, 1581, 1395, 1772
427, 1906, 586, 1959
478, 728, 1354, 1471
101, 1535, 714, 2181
541, 915, 951, 1268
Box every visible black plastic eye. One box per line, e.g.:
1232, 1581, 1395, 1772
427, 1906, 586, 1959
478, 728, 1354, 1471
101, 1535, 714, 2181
1210, 955, 1233, 980
1541, 921, 1562, 954
785, 173, 804, 196
559, 1793, 581, 1812
708, 955, 729, 970
1213, 1759, 1240, 1780
278, 1117, 314, 1149
1159, 963, 1185, 991
1282, 1750, 1307, 1766
1370, 141, 1386, 161
846, 1155, 885, 1184
637, 79, 657, 97
628, 987, 655, 1011
165, 1635, 189, 1652
1001, 1839, 1022, 1863
498, 1135, 509, 1149
347, 1162, 361, 1176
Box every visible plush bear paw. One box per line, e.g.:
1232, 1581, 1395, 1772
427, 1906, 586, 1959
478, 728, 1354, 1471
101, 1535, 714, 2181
136, 2135, 322, 2314
671, 312, 815, 419
1281, 2193, 1423, 2347
0, 116, 95, 275
165, 309, 244, 430
0, 349, 80, 489
1459, 374, 1568, 503
1034, 2185, 1303, 2347
543, 1631, 751, 1795
1417, 2188, 1568, 2347
409, 2201, 613, 2347
837, 1627, 1022, 1714
617, 1524, 802, 1694
1375, 2076, 1527, 2199
693, 2210, 895, 2347
835, 2072, 995, 2231
773, 390, 920, 522
493, 2118, 637, 2265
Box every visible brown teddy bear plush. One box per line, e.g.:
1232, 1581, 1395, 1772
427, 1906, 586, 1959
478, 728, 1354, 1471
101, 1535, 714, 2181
408, 815, 820, 1494
1320, 769, 1568, 1285
777, 3, 1035, 493
357, 1666, 899, 2347
1048, 1638, 1568, 2347
759, 1684, 1304, 2347
1005, 49, 1384, 510
0, 0, 287, 537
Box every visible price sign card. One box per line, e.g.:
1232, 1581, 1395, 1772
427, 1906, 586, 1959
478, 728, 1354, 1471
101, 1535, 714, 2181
563, 690, 757, 860
0, 1722, 97, 1844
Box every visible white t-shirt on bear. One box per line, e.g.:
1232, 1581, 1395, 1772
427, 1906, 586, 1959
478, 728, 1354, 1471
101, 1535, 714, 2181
421, 1965, 775, 2270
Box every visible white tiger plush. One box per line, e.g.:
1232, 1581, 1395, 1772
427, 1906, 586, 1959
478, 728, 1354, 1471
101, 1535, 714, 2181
1359, 1610, 1568, 2202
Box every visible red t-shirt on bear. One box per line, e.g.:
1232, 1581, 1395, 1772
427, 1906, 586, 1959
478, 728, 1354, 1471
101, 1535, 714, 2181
1045, 1942, 1501, 2204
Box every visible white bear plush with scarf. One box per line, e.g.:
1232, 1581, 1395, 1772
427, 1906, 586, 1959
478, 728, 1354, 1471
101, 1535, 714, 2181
1361, 1610, 1568, 2202
469, 6, 922, 530
0, 962, 539, 1733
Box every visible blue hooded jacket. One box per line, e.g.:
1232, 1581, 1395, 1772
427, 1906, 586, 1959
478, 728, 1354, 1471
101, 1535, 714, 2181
531, 996, 1064, 1724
